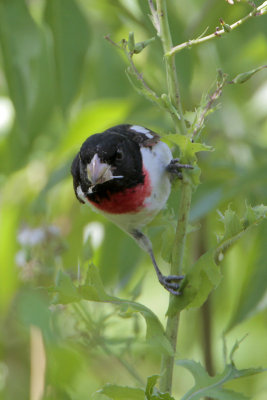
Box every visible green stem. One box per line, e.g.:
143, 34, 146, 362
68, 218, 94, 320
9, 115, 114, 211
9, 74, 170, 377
160, 182, 192, 392
156, 0, 187, 135
153, 0, 193, 394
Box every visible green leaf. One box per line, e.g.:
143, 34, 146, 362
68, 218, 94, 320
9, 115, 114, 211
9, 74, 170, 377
226, 222, 267, 331
164, 134, 213, 161
221, 207, 243, 241
176, 359, 265, 400
167, 248, 221, 315
0, 0, 55, 140
44, 0, 90, 114
97, 384, 145, 400
168, 204, 267, 315
217, 204, 267, 257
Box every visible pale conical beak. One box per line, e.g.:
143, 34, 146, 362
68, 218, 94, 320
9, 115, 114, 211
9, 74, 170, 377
86, 154, 123, 186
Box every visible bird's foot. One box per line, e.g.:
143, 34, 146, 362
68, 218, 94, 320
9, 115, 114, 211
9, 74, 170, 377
158, 274, 184, 296
167, 158, 193, 179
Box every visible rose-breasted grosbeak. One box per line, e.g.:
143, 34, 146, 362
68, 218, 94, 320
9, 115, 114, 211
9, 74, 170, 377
71, 124, 192, 295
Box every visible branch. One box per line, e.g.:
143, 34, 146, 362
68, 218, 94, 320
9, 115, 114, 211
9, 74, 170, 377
167, 1, 267, 57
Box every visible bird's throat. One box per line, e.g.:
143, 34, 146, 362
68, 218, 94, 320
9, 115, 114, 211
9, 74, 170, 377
87, 168, 151, 214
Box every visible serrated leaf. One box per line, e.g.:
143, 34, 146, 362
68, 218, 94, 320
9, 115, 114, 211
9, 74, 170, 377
249, 204, 267, 220
177, 359, 265, 400
217, 204, 267, 258
167, 248, 221, 315
222, 208, 243, 240
168, 203, 267, 315
164, 134, 213, 161
97, 384, 145, 400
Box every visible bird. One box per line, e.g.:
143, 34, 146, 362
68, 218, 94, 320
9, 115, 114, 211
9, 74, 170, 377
71, 124, 192, 295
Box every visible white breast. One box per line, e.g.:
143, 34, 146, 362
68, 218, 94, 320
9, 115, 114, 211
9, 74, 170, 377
141, 141, 172, 210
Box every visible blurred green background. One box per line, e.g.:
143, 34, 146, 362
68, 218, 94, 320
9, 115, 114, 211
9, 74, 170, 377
0, 0, 267, 399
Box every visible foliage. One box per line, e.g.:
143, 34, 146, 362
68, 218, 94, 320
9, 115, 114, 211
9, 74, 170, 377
0, 1, 267, 400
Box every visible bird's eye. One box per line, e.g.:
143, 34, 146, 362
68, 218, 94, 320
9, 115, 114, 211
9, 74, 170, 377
116, 149, 124, 161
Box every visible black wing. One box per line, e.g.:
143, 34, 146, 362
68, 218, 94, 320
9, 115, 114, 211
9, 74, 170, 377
104, 124, 160, 148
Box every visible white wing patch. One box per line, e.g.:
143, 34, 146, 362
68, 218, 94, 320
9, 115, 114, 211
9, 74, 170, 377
77, 185, 86, 202
130, 125, 153, 138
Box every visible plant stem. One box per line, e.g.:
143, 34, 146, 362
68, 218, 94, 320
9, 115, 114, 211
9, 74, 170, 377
153, 0, 193, 394
155, 0, 187, 135
167, 1, 267, 56
160, 182, 192, 392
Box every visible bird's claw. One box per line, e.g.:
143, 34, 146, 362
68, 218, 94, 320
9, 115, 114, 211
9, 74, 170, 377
159, 274, 184, 296
167, 159, 193, 180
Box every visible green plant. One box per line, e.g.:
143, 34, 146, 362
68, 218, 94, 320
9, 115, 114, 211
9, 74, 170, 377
1, 1, 267, 399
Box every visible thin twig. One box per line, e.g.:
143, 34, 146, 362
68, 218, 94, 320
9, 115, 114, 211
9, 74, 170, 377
167, 1, 267, 56
104, 34, 122, 49
192, 77, 227, 138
